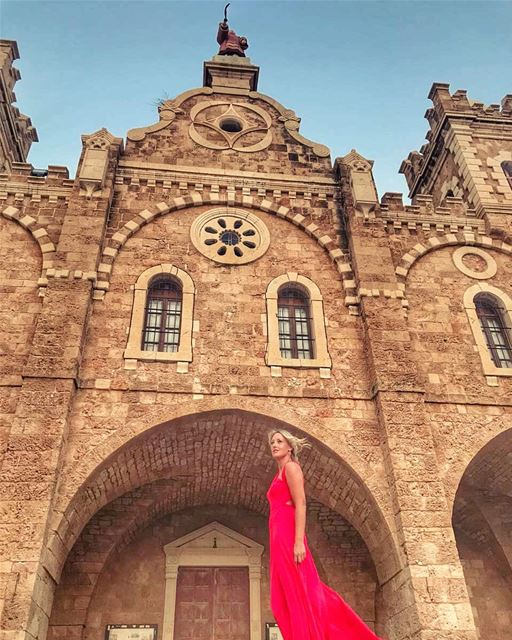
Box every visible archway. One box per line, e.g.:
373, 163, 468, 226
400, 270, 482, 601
453, 428, 512, 639
46, 410, 400, 640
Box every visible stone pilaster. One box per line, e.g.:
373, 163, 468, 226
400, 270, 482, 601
0, 132, 121, 640
338, 158, 478, 639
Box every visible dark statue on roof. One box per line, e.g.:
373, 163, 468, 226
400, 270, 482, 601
217, 3, 248, 57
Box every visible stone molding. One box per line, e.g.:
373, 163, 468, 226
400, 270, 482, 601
116, 159, 337, 188
452, 246, 497, 280
395, 232, 511, 285
95, 193, 356, 305
190, 207, 270, 265
0, 163, 73, 203
162, 521, 264, 640
378, 192, 484, 233
265, 272, 332, 369
486, 151, 512, 202
126, 85, 330, 158
189, 101, 272, 152
124, 264, 195, 364
463, 283, 512, 380
1, 204, 55, 273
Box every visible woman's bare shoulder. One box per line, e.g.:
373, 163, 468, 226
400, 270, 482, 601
284, 460, 303, 478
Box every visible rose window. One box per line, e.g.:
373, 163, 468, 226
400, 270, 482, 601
191, 209, 270, 265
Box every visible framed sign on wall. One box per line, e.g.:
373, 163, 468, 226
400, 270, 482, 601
105, 625, 157, 640
265, 622, 284, 640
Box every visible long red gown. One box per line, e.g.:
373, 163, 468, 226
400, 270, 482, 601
267, 463, 381, 640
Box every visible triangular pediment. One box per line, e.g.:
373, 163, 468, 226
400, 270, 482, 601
164, 521, 263, 555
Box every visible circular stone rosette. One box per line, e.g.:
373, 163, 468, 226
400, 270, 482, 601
190, 208, 270, 265
452, 247, 497, 280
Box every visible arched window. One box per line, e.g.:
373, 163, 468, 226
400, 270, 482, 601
502, 161, 512, 189
265, 273, 331, 371
277, 286, 313, 359
464, 284, 512, 379
125, 264, 195, 365
474, 294, 512, 368
142, 277, 182, 352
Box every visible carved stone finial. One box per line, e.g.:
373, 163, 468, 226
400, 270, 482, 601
216, 5, 248, 57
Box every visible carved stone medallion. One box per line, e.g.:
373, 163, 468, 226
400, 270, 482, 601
189, 101, 272, 152
452, 247, 497, 280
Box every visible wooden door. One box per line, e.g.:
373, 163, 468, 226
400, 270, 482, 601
174, 567, 250, 640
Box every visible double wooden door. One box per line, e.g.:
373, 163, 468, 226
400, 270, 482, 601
174, 567, 250, 640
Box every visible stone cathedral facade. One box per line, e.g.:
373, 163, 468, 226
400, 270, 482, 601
0, 34, 511, 640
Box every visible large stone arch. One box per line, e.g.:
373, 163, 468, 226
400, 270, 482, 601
442, 416, 512, 510
45, 409, 398, 640
452, 428, 512, 639
94, 194, 357, 304
45, 409, 399, 583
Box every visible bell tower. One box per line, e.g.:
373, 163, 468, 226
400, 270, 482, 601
400, 83, 512, 238
0, 39, 38, 173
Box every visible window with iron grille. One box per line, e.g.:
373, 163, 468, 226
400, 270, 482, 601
277, 286, 314, 359
142, 277, 182, 352
475, 294, 512, 368
502, 161, 512, 189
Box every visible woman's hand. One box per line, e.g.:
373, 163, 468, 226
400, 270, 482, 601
294, 540, 306, 564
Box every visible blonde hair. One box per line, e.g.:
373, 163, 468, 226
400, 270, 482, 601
268, 429, 310, 461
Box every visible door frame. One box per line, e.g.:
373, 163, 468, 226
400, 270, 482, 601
162, 521, 264, 640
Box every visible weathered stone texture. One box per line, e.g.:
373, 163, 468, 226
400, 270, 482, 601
125, 94, 331, 177
80, 205, 365, 395
407, 246, 512, 398
49, 503, 379, 640
0, 217, 41, 381
0, 46, 511, 640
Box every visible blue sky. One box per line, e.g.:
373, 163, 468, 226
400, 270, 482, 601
2, 0, 511, 198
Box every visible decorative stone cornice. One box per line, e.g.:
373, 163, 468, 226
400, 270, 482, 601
116, 159, 336, 190
378, 193, 484, 234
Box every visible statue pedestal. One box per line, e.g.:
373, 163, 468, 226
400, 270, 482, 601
203, 55, 260, 92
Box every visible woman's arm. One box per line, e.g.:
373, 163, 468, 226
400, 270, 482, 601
285, 462, 307, 564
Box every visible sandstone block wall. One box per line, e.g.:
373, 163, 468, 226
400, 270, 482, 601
0, 52, 511, 640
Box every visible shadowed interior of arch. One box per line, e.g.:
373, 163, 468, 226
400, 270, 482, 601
46, 410, 401, 640
452, 428, 512, 636
46, 410, 400, 591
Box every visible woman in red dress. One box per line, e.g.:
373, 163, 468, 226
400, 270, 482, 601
267, 429, 381, 640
